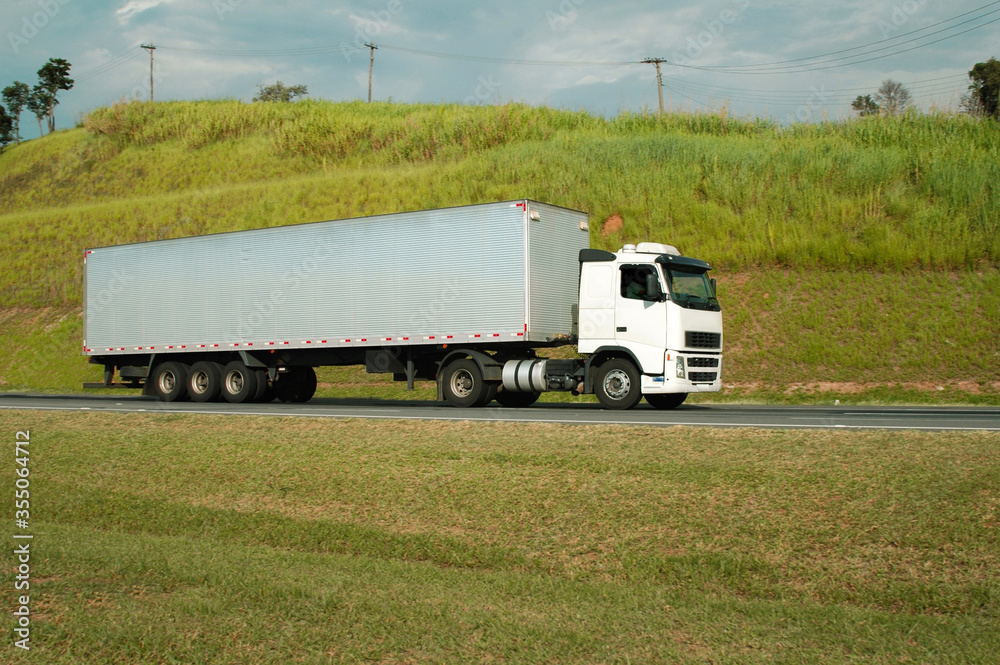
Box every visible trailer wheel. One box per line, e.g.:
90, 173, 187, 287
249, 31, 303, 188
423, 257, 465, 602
274, 367, 317, 403
251, 369, 270, 402
442, 359, 490, 408
494, 390, 541, 408
221, 361, 259, 404
187, 361, 223, 402
151, 362, 190, 402
645, 393, 688, 410
595, 358, 642, 410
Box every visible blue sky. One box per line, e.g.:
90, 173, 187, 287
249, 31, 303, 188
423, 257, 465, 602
1, 0, 997, 133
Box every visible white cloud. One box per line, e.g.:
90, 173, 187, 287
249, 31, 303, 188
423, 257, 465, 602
116, 0, 171, 25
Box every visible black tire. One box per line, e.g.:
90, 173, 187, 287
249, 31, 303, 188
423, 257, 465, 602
494, 390, 541, 408
441, 359, 490, 408
187, 361, 223, 403
221, 361, 259, 404
150, 361, 190, 402
595, 358, 642, 410
274, 367, 317, 403
645, 393, 688, 410
251, 369, 270, 402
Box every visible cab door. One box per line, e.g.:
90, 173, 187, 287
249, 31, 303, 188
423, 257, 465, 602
615, 264, 668, 374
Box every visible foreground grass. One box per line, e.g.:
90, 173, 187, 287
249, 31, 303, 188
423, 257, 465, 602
1, 411, 998, 663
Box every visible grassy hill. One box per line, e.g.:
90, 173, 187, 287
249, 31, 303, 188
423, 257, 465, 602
1, 100, 998, 401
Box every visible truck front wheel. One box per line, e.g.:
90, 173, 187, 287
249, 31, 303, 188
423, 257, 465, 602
595, 358, 642, 410
151, 361, 190, 402
442, 359, 492, 408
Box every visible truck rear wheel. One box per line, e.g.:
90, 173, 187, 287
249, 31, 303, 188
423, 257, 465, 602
151, 361, 190, 402
274, 367, 317, 403
595, 358, 642, 410
221, 361, 259, 404
187, 361, 223, 402
442, 359, 491, 408
645, 393, 687, 410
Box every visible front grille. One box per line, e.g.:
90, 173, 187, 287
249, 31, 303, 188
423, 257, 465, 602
687, 357, 719, 368
685, 331, 721, 349
689, 372, 718, 383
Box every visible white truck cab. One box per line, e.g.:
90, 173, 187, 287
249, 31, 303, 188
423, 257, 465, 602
577, 242, 723, 409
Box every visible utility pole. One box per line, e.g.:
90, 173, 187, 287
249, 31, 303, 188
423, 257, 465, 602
141, 43, 156, 102
365, 42, 377, 103
642, 58, 666, 115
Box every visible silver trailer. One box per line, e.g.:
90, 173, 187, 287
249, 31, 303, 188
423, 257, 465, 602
85, 200, 590, 406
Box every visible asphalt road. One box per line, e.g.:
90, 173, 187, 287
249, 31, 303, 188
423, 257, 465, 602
2, 393, 999, 431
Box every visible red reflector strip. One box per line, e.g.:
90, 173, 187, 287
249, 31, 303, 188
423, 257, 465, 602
361, 339, 367, 342
344, 339, 351, 343
402, 337, 409, 341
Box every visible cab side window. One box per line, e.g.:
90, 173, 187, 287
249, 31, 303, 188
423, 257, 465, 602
620, 266, 656, 301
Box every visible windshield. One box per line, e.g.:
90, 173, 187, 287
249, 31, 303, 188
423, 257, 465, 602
665, 269, 721, 311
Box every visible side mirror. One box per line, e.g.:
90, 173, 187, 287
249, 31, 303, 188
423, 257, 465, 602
710, 278, 717, 297
645, 274, 664, 301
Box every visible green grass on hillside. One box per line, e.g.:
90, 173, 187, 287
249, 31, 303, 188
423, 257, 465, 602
4, 410, 999, 663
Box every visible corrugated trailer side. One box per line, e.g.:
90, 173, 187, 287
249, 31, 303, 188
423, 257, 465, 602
84, 200, 587, 357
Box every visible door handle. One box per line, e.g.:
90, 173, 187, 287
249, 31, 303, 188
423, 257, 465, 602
616, 327, 627, 332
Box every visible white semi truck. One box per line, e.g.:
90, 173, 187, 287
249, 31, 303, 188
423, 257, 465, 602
83, 200, 722, 409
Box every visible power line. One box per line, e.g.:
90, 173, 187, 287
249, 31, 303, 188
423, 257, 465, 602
671, 6, 1000, 74
357, 44, 636, 67
75, 48, 144, 82
679, 1, 1000, 73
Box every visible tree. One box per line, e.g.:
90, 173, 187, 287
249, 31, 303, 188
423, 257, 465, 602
0, 105, 13, 153
851, 94, 879, 117
873, 79, 911, 116
967, 57, 1000, 119
36, 58, 74, 133
1, 81, 30, 143
253, 81, 308, 103
26, 85, 53, 138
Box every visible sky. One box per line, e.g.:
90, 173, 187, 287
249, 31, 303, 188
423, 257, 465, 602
1, 0, 998, 134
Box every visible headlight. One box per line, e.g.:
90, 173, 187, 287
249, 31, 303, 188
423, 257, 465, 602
675, 356, 685, 379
